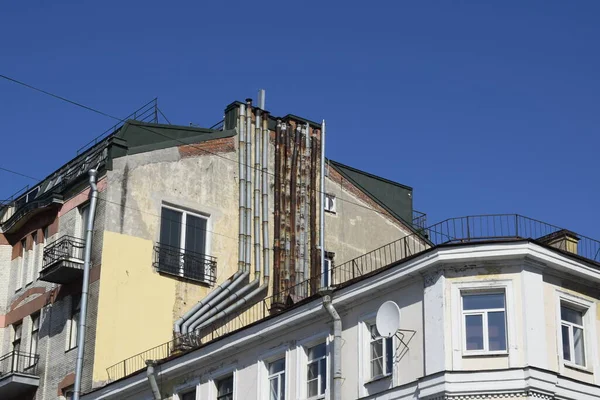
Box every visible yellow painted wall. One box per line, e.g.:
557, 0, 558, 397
92, 231, 177, 383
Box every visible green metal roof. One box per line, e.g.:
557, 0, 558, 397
328, 160, 414, 227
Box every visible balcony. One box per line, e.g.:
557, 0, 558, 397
0, 351, 40, 399
153, 243, 216, 286
39, 236, 86, 284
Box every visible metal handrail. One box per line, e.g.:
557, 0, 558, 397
41, 235, 86, 270
153, 242, 217, 285
106, 214, 600, 383
0, 350, 40, 376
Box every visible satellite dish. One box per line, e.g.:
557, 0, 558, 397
376, 301, 401, 338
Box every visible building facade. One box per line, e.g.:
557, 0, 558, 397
0, 99, 418, 399
82, 217, 600, 400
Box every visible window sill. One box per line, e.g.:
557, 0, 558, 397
365, 373, 392, 385
564, 362, 593, 374
462, 350, 508, 358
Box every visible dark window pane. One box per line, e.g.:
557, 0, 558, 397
385, 337, 393, 374
562, 324, 571, 361
160, 208, 182, 248
185, 215, 207, 255
463, 293, 505, 310
488, 311, 507, 351
465, 314, 484, 350
269, 358, 285, 375
319, 358, 327, 394
371, 358, 383, 378
269, 377, 278, 400
307, 379, 318, 398
561, 306, 583, 325
217, 375, 233, 397
307, 363, 318, 380
181, 390, 196, 400
308, 343, 326, 361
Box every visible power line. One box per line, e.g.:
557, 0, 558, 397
0, 166, 40, 181
0, 72, 404, 222
0, 74, 123, 122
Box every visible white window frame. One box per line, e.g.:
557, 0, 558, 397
258, 345, 289, 400
267, 357, 286, 400
450, 280, 516, 368
461, 290, 507, 355
173, 379, 200, 400
555, 290, 597, 373
324, 194, 336, 214
368, 323, 394, 380
160, 204, 212, 276
296, 333, 330, 400
215, 373, 235, 400
358, 313, 396, 395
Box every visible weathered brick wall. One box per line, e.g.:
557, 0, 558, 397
178, 137, 236, 158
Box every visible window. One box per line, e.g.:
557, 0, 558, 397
29, 313, 40, 364
16, 238, 26, 290
63, 385, 74, 400
462, 292, 507, 353
158, 206, 210, 282
321, 252, 333, 288
27, 232, 37, 284
268, 358, 286, 400
307, 343, 327, 398
216, 375, 233, 400
369, 324, 393, 379
79, 204, 90, 239
67, 294, 81, 350
12, 322, 22, 371
561, 304, 586, 367
324, 194, 336, 214
179, 389, 196, 400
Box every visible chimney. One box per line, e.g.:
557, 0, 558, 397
538, 229, 580, 254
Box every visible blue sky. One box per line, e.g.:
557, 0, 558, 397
1, 1, 599, 238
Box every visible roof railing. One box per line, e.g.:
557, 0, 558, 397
105, 214, 600, 383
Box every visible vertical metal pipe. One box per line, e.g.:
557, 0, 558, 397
254, 109, 262, 280
320, 120, 326, 287
321, 291, 342, 400
73, 169, 98, 400
273, 120, 282, 305
262, 112, 270, 279
291, 124, 301, 288
238, 104, 246, 272
245, 99, 253, 273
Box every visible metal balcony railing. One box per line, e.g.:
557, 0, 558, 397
42, 236, 86, 270
106, 214, 600, 383
153, 243, 217, 286
0, 350, 40, 377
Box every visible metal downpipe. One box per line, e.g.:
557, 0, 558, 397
146, 361, 162, 400
262, 112, 270, 279
320, 120, 326, 287
254, 109, 262, 280
238, 103, 246, 272
194, 283, 268, 332
174, 270, 243, 334
180, 271, 247, 334
188, 278, 260, 332
321, 290, 341, 400
245, 99, 253, 273
73, 169, 98, 400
